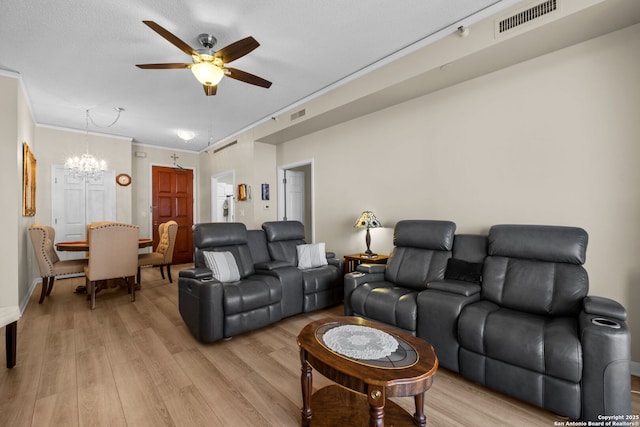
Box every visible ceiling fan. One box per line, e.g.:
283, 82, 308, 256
136, 21, 272, 96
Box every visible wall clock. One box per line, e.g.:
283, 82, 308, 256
116, 173, 132, 186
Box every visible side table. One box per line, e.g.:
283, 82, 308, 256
344, 253, 389, 274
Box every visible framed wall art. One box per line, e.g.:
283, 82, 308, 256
23, 142, 36, 216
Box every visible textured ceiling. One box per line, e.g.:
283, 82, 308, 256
0, 0, 514, 152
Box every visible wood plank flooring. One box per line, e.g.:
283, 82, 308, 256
1, 264, 638, 426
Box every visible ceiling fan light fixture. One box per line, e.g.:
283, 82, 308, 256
191, 62, 224, 86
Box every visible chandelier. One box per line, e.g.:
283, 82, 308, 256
65, 153, 107, 181
65, 109, 110, 181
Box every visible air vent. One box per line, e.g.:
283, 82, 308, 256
290, 108, 306, 121
496, 0, 559, 37
213, 140, 237, 153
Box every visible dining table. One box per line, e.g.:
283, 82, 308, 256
55, 238, 153, 252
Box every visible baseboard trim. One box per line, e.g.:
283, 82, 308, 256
20, 278, 39, 313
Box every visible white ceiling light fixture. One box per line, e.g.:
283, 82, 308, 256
177, 129, 196, 142
65, 109, 108, 181
190, 62, 224, 86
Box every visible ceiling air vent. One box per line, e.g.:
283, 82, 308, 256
496, 0, 559, 37
213, 140, 237, 153
290, 108, 306, 121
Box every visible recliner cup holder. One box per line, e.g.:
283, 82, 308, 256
591, 317, 621, 329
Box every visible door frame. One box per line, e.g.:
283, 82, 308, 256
211, 170, 235, 222
277, 159, 314, 242
146, 162, 197, 249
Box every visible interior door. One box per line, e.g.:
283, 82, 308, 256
152, 166, 193, 264
283, 169, 305, 224
52, 166, 116, 260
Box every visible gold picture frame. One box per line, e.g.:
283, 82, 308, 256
23, 142, 36, 216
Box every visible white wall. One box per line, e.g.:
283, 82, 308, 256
198, 136, 277, 229
34, 126, 133, 228
0, 76, 21, 308
276, 24, 640, 360
0, 73, 36, 309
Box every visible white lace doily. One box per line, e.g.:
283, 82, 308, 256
322, 325, 398, 360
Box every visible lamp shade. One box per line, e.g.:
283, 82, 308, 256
354, 211, 382, 229
191, 62, 224, 86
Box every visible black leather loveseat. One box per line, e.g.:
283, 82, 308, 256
179, 221, 343, 343
344, 220, 631, 421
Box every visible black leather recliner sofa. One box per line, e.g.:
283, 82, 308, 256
179, 221, 343, 343
344, 220, 631, 421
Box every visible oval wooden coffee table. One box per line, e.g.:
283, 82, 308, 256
297, 316, 438, 427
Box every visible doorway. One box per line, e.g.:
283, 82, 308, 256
152, 166, 194, 264
211, 171, 235, 222
277, 160, 313, 242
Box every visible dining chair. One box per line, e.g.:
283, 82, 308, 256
137, 220, 178, 284
28, 224, 88, 304
84, 222, 139, 310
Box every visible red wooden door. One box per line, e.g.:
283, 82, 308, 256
152, 166, 194, 264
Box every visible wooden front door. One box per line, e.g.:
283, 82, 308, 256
152, 166, 193, 264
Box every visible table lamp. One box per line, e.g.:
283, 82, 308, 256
354, 211, 382, 257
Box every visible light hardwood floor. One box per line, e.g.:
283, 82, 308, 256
1, 264, 638, 426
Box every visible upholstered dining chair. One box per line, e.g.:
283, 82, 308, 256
84, 222, 139, 310
28, 224, 88, 304
137, 220, 178, 284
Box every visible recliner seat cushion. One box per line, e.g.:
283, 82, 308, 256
458, 300, 582, 383
301, 265, 340, 294
223, 275, 282, 315
349, 282, 418, 332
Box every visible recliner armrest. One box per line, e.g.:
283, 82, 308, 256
255, 260, 293, 271
343, 271, 385, 315
325, 251, 336, 259
583, 295, 627, 321
179, 267, 213, 280
356, 263, 386, 274
427, 279, 481, 297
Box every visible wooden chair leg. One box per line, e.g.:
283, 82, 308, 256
38, 277, 49, 304
136, 267, 141, 285
6, 320, 17, 368
129, 276, 136, 302
46, 276, 56, 296
159, 265, 165, 280
87, 279, 96, 310
167, 264, 172, 283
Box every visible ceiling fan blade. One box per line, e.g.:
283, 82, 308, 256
224, 67, 272, 88
136, 63, 191, 69
214, 36, 260, 64
142, 20, 198, 57
203, 85, 217, 96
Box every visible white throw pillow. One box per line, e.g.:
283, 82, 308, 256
297, 243, 328, 269
203, 251, 241, 282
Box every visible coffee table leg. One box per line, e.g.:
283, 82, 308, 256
413, 392, 426, 427
368, 386, 385, 427
300, 348, 312, 426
